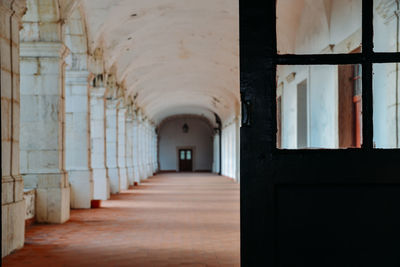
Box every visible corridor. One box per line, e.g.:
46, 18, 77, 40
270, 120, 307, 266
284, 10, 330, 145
3, 173, 240, 267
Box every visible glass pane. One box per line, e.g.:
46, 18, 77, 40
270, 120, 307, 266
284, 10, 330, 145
277, 65, 362, 149
277, 0, 362, 54
180, 151, 185, 160
186, 150, 191, 160
374, 0, 399, 52
373, 63, 400, 148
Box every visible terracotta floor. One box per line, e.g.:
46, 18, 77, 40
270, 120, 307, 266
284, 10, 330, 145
3, 173, 240, 267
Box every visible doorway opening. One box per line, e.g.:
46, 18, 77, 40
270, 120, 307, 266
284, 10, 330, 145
179, 148, 193, 172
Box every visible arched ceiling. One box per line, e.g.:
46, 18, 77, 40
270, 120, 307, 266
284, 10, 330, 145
81, 0, 239, 126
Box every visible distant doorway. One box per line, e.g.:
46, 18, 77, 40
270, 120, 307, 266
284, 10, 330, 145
179, 149, 193, 172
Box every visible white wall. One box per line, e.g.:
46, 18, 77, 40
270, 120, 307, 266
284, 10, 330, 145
158, 117, 213, 171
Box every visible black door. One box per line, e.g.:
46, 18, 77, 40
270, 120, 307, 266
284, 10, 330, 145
179, 149, 192, 172
240, 1, 400, 266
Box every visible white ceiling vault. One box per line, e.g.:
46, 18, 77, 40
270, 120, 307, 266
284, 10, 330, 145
82, 0, 240, 126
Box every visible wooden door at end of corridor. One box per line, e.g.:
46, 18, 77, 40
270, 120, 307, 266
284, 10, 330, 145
179, 149, 193, 172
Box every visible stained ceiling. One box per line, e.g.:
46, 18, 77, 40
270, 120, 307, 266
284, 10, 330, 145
82, 0, 239, 125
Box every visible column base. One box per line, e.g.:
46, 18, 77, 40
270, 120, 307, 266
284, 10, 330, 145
118, 167, 128, 190
2, 198, 25, 257
139, 164, 147, 181
23, 172, 70, 224
108, 167, 120, 194
127, 167, 135, 186
146, 164, 153, 178
133, 166, 140, 183
93, 168, 110, 200
69, 170, 93, 209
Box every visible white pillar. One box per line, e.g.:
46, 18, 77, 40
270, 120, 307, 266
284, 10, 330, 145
132, 117, 140, 184
106, 99, 119, 194
125, 111, 134, 186
90, 85, 110, 200
1, 0, 26, 257
137, 119, 144, 180
117, 106, 128, 190
154, 128, 158, 172
145, 122, 151, 177
20, 42, 70, 224
65, 71, 93, 208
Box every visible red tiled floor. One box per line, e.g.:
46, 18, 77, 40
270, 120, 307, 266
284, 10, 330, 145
3, 173, 240, 267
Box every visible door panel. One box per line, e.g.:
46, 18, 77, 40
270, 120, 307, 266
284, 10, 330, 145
240, 1, 400, 266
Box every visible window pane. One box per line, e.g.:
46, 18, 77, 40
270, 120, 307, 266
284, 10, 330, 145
180, 151, 185, 160
186, 150, 191, 160
277, 0, 362, 54
277, 65, 362, 149
373, 63, 400, 148
374, 0, 399, 52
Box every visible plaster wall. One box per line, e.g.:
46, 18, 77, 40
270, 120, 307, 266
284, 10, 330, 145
159, 117, 213, 172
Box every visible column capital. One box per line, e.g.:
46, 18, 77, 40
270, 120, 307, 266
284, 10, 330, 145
66, 70, 90, 86
20, 42, 70, 59
12, 0, 27, 18
0, 0, 26, 17
106, 98, 119, 109
90, 87, 106, 98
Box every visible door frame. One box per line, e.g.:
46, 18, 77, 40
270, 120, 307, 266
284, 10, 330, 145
176, 146, 196, 172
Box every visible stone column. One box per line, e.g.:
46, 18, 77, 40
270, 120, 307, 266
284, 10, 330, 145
117, 106, 128, 190
132, 117, 140, 184
1, 0, 26, 257
90, 85, 110, 200
20, 41, 70, 223
65, 71, 93, 208
145, 122, 152, 177
137, 118, 145, 181
152, 126, 158, 173
106, 99, 119, 194
125, 110, 134, 186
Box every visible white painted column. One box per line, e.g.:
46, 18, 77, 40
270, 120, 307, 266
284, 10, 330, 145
235, 118, 240, 182
125, 111, 134, 186
117, 106, 128, 190
132, 117, 140, 184
137, 118, 145, 180
20, 42, 70, 224
90, 85, 110, 200
151, 127, 156, 173
105, 99, 119, 194
1, 0, 26, 257
65, 71, 93, 208
145, 122, 151, 177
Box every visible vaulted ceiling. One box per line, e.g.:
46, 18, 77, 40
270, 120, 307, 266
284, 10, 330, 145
82, 0, 239, 125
